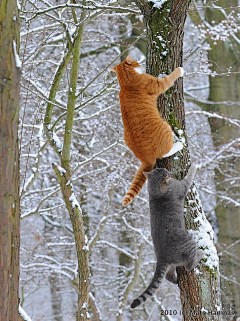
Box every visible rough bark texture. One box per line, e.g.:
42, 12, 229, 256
0, 0, 20, 320
135, 1, 222, 319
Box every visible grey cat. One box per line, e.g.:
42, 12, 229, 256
130, 164, 203, 309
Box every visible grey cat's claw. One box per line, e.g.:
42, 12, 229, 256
165, 264, 178, 284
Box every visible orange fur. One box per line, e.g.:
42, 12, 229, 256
112, 55, 183, 206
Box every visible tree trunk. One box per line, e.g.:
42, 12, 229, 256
44, 3, 91, 320
204, 1, 240, 318
135, 1, 222, 319
0, 1, 20, 320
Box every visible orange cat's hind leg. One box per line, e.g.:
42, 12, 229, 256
156, 127, 174, 159
122, 161, 155, 206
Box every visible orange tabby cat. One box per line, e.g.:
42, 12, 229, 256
111, 55, 184, 206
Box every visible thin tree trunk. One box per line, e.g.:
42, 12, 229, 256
0, 0, 20, 320
53, 164, 90, 321
44, 3, 91, 320
135, 1, 222, 319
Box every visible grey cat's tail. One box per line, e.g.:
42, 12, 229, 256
130, 263, 169, 309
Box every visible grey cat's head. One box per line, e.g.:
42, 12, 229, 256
143, 168, 171, 197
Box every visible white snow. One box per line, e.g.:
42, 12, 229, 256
57, 165, 66, 176
37, 123, 45, 148
13, 40, 22, 68
162, 142, 183, 158
149, 0, 168, 9
179, 67, 184, 77
69, 192, 81, 210
22, 174, 34, 192
19, 305, 32, 321
134, 67, 143, 74
82, 235, 89, 251
161, 50, 168, 56
52, 132, 62, 153
16, 0, 21, 10
187, 189, 219, 271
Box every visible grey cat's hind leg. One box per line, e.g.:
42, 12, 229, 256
185, 249, 203, 271
165, 265, 178, 284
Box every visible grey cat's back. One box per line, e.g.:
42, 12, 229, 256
149, 177, 187, 236
149, 166, 200, 256
130, 165, 203, 309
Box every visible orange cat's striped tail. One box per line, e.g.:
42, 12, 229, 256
122, 162, 155, 206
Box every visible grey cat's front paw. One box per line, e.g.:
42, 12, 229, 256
166, 274, 178, 284
188, 163, 198, 177
190, 163, 197, 171
185, 249, 204, 271
165, 265, 178, 284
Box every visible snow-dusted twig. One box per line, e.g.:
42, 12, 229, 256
117, 244, 143, 321
122, 216, 152, 246
96, 240, 136, 260
24, 2, 139, 22
218, 194, 240, 207
89, 292, 102, 321
199, 137, 240, 168
22, 79, 66, 110
185, 110, 240, 128
218, 238, 240, 256
221, 274, 240, 287
21, 187, 61, 218
19, 305, 32, 321
185, 90, 240, 107
89, 215, 110, 251
73, 141, 119, 174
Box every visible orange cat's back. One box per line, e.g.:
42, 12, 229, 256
111, 55, 183, 206
119, 73, 173, 162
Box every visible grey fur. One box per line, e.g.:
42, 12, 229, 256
130, 164, 203, 309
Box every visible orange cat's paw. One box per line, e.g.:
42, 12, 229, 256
122, 194, 133, 206
178, 67, 184, 77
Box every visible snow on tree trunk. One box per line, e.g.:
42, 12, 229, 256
135, 0, 222, 319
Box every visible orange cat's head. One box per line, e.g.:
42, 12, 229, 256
110, 55, 140, 73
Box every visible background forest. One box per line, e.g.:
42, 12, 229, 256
16, 0, 240, 320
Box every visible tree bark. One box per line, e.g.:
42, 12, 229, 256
43, 3, 91, 320
203, 1, 240, 317
135, 1, 222, 319
53, 164, 90, 321
0, 0, 21, 320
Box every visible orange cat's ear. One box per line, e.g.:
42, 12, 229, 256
110, 66, 116, 72
143, 171, 152, 179
126, 55, 134, 64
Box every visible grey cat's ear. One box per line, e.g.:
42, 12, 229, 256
143, 171, 152, 179
164, 177, 171, 184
